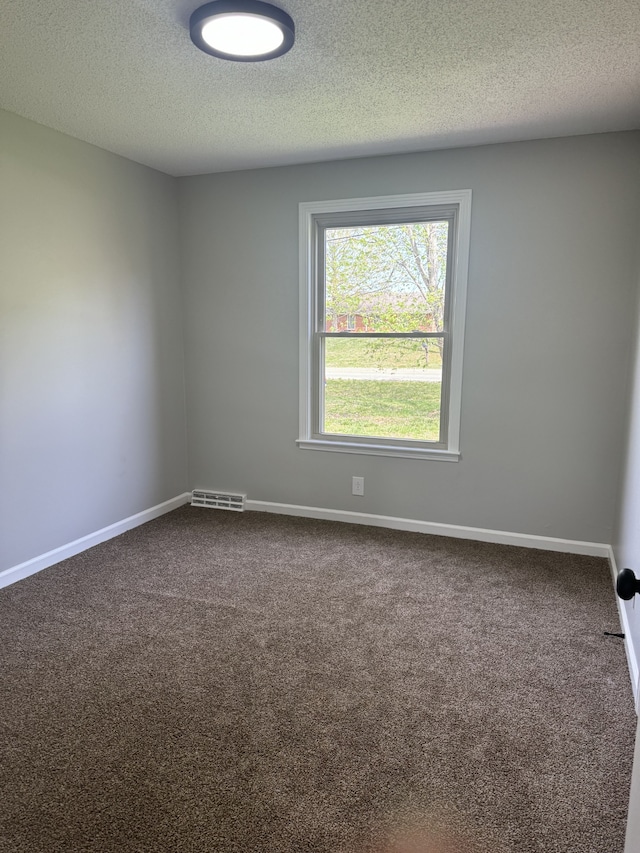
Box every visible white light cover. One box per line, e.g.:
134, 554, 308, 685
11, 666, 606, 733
201, 13, 284, 56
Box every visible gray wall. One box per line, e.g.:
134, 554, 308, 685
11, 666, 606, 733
0, 110, 188, 571
179, 132, 640, 544
3, 121, 638, 571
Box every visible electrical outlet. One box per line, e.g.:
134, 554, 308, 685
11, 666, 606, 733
352, 476, 364, 496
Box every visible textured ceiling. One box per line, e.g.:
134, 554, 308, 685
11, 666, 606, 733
1, 0, 639, 176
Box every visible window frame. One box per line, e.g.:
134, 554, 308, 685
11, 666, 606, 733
298, 190, 472, 462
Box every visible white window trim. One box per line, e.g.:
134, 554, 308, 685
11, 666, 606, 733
297, 190, 472, 461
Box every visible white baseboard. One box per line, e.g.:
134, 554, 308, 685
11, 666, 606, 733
0, 493, 192, 590
246, 499, 610, 557
607, 547, 640, 712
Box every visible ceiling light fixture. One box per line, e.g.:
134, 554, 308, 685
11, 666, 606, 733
189, 0, 295, 62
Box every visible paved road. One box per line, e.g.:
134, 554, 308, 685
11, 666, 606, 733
325, 367, 442, 383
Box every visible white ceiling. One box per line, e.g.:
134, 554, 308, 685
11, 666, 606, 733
1, 0, 639, 176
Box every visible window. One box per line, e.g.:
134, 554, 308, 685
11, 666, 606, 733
298, 190, 471, 461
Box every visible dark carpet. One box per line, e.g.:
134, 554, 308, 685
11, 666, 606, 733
0, 507, 635, 853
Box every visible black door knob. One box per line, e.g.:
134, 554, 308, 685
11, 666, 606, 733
616, 568, 640, 600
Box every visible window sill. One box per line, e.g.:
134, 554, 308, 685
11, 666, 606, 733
296, 438, 460, 462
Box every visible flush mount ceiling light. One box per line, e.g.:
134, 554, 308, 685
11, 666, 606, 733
189, 0, 295, 62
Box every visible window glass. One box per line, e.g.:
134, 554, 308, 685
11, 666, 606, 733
323, 338, 443, 441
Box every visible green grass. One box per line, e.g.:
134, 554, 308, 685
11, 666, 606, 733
324, 379, 442, 441
325, 338, 442, 370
